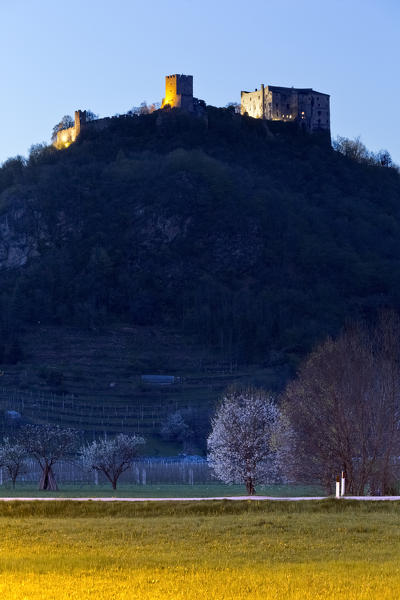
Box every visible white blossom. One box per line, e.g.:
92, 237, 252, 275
207, 387, 282, 495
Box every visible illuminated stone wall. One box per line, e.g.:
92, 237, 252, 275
162, 74, 194, 111
55, 110, 87, 149
241, 85, 330, 133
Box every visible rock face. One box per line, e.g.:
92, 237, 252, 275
0, 193, 43, 270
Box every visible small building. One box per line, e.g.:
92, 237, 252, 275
4, 410, 21, 420
241, 84, 330, 134
141, 375, 177, 386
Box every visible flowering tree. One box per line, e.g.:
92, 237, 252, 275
207, 387, 281, 495
80, 434, 145, 489
0, 438, 27, 488
21, 424, 78, 491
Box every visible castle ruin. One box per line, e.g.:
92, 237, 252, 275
241, 84, 330, 134
54, 74, 330, 150
55, 110, 87, 149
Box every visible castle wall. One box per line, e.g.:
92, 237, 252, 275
54, 110, 112, 149
55, 126, 76, 149
55, 110, 86, 149
241, 87, 264, 119
241, 84, 330, 133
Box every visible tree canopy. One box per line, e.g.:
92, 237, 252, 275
0, 108, 399, 368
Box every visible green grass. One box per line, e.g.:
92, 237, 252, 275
0, 482, 324, 498
0, 501, 400, 598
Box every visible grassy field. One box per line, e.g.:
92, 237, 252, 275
0, 500, 399, 599
0, 482, 324, 497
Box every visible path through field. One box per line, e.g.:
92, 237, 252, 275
1, 495, 400, 501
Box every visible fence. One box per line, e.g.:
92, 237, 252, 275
0, 387, 195, 435
0, 457, 216, 486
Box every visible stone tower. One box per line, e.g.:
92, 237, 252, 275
162, 74, 194, 111
74, 110, 87, 137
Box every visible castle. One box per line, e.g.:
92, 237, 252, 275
241, 84, 330, 133
54, 74, 330, 149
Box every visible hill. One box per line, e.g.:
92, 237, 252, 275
0, 106, 399, 445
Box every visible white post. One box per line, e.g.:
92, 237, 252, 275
340, 471, 345, 497
335, 476, 340, 499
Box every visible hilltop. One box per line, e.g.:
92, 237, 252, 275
0, 106, 399, 443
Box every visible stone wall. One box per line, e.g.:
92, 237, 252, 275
241, 84, 330, 133
55, 110, 87, 149
55, 110, 112, 149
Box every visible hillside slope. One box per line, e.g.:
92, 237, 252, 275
0, 106, 399, 374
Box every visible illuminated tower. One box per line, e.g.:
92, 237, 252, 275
162, 74, 194, 111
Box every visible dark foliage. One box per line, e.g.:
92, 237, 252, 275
0, 108, 399, 366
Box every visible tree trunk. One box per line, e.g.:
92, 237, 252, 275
112, 478, 117, 490
39, 466, 58, 491
245, 477, 255, 495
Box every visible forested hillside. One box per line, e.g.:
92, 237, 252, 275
0, 106, 399, 368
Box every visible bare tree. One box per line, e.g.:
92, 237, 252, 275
80, 434, 145, 490
128, 102, 160, 116
0, 438, 27, 488
375, 149, 393, 168
282, 312, 400, 495
207, 387, 281, 495
20, 425, 78, 491
51, 115, 74, 141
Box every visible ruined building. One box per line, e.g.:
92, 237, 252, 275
54, 75, 330, 150
54, 110, 112, 150
55, 110, 86, 149
241, 84, 330, 134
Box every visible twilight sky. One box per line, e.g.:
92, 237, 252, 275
0, 0, 399, 165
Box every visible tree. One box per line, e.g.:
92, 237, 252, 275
51, 115, 74, 141
375, 149, 393, 168
225, 102, 241, 114
0, 438, 27, 488
80, 434, 145, 489
207, 387, 281, 495
160, 411, 193, 445
333, 136, 372, 163
128, 102, 160, 116
20, 424, 78, 491
282, 312, 400, 495
86, 110, 98, 122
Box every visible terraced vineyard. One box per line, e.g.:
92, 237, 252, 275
0, 324, 284, 450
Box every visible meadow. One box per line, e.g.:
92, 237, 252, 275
0, 482, 324, 498
0, 500, 399, 599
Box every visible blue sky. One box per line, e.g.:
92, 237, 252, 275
0, 0, 399, 164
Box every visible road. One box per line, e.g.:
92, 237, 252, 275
1, 496, 400, 501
